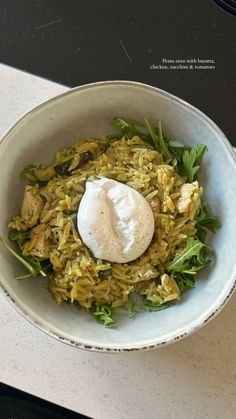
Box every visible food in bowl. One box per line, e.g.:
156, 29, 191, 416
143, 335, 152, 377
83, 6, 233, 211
0, 117, 220, 325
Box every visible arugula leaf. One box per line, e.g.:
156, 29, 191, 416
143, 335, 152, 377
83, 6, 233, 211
144, 118, 159, 150
113, 295, 138, 318
0, 237, 51, 279
168, 139, 186, 148
195, 144, 208, 166
125, 297, 138, 318
0, 237, 39, 277
111, 118, 208, 184
80, 297, 176, 325
167, 237, 214, 274
8, 229, 31, 248
180, 145, 207, 182
172, 272, 195, 294
24, 256, 52, 276
158, 120, 174, 161
112, 117, 153, 144
8, 231, 53, 277
182, 149, 199, 182
165, 140, 188, 164
118, 295, 176, 315
89, 304, 114, 326
142, 299, 176, 312
111, 118, 208, 183
113, 117, 143, 133
195, 202, 221, 233
144, 119, 173, 160
196, 226, 208, 243
195, 202, 221, 242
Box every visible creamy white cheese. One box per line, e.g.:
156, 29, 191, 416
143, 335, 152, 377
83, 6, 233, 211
77, 177, 155, 263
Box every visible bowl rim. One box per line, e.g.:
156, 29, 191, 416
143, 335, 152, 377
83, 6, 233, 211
0, 79, 236, 353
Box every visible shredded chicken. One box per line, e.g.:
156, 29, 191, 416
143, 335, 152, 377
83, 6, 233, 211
143, 268, 159, 280
176, 181, 202, 219
160, 273, 180, 301
20, 185, 44, 228
145, 273, 180, 303
23, 225, 50, 258
8, 216, 28, 231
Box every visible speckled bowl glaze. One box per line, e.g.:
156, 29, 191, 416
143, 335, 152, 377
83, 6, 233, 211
0, 81, 236, 353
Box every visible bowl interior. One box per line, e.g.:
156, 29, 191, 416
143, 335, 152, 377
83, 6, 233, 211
0, 82, 236, 351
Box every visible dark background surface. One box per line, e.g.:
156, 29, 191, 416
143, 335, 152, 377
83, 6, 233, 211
1, 0, 236, 143
0, 1, 235, 418
0, 383, 90, 419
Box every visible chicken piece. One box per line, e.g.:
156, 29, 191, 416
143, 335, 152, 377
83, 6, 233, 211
23, 226, 50, 258
20, 185, 44, 228
8, 216, 28, 231
143, 267, 159, 280
176, 181, 202, 219
144, 273, 180, 304
160, 273, 180, 301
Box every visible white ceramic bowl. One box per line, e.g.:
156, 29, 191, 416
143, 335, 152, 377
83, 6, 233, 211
0, 81, 236, 352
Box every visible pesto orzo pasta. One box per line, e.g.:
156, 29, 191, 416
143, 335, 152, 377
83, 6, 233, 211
0, 118, 220, 325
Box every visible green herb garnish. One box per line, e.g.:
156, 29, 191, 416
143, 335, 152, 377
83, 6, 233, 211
142, 298, 176, 312
179, 144, 208, 182
111, 117, 207, 183
112, 117, 152, 144
89, 304, 114, 326
144, 119, 173, 160
8, 229, 31, 248
0, 237, 50, 280
167, 237, 214, 275
118, 295, 176, 316
172, 272, 195, 294
195, 202, 221, 232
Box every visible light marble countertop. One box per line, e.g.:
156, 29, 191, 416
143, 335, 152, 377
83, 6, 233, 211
0, 64, 236, 419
